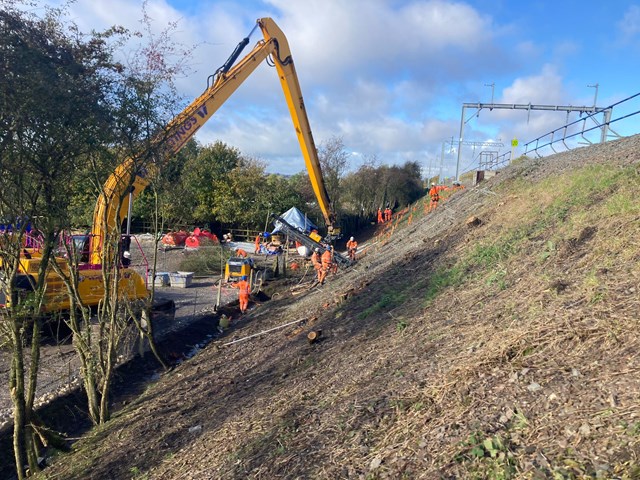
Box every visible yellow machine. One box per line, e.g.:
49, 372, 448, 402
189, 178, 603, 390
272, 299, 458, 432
224, 257, 253, 283
5, 18, 339, 313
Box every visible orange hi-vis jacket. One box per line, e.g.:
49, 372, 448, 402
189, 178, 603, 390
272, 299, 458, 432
346, 239, 358, 250
311, 251, 321, 268
429, 186, 439, 201
235, 280, 251, 297
321, 250, 332, 269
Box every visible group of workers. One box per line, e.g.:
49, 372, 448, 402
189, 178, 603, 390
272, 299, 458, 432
219, 179, 466, 319
377, 207, 393, 224
310, 235, 359, 285
225, 232, 359, 316
310, 245, 335, 284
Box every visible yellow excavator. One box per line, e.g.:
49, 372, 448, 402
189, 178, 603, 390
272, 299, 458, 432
4, 17, 339, 313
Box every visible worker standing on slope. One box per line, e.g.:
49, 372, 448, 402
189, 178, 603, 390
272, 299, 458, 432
429, 182, 440, 211
346, 236, 358, 262
318, 246, 333, 284
311, 247, 322, 283
233, 275, 251, 314
377, 207, 384, 224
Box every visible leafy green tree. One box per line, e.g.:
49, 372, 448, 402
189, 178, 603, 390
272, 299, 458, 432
384, 161, 424, 207
210, 156, 265, 226
131, 138, 199, 228
0, 3, 129, 476
340, 156, 384, 215
285, 171, 325, 229
181, 141, 242, 223
341, 160, 424, 219
262, 173, 305, 217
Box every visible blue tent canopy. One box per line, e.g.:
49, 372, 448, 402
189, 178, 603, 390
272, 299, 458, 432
272, 207, 318, 234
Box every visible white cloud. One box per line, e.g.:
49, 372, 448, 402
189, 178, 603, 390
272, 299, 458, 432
500, 64, 566, 104
35, 0, 628, 179
617, 5, 640, 42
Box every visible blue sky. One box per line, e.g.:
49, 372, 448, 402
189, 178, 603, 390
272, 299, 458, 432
38, 0, 640, 178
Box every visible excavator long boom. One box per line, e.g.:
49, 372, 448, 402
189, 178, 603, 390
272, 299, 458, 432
90, 18, 335, 265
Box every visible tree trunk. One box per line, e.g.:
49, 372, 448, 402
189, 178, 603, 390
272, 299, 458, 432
24, 316, 42, 475
10, 322, 26, 480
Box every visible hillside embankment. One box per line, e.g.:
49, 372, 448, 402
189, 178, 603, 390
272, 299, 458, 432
37, 134, 640, 479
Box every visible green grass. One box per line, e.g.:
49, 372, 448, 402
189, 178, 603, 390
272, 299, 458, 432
422, 164, 640, 306
177, 245, 229, 275
396, 318, 408, 332
423, 265, 465, 305
374, 164, 640, 313
455, 432, 516, 479
358, 290, 408, 319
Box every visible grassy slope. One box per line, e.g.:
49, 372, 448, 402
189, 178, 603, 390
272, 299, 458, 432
39, 137, 640, 479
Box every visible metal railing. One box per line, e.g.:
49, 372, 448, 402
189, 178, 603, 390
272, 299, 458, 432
461, 92, 640, 178
523, 92, 640, 158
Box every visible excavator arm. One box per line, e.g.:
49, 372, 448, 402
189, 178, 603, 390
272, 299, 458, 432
90, 17, 336, 265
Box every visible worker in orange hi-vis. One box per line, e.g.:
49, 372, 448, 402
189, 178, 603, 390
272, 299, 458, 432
346, 236, 358, 262
233, 275, 251, 314
311, 247, 322, 282
235, 247, 248, 258
429, 182, 440, 211
377, 207, 384, 224
254, 234, 262, 254
385, 207, 392, 222
319, 247, 333, 284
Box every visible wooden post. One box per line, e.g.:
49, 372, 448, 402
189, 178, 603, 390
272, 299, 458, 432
263, 210, 270, 235
283, 233, 288, 278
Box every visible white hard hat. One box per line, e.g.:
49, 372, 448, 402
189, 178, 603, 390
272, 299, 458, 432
350, 236, 354, 241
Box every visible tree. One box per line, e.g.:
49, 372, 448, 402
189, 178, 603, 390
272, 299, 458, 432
131, 138, 199, 228
0, 3, 190, 476
262, 173, 304, 219
340, 159, 424, 220
0, 4, 125, 476
318, 136, 350, 212
384, 161, 424, 207
61, 1, 190, 426
180, 141, 242, 224
340, 155, 384, 215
